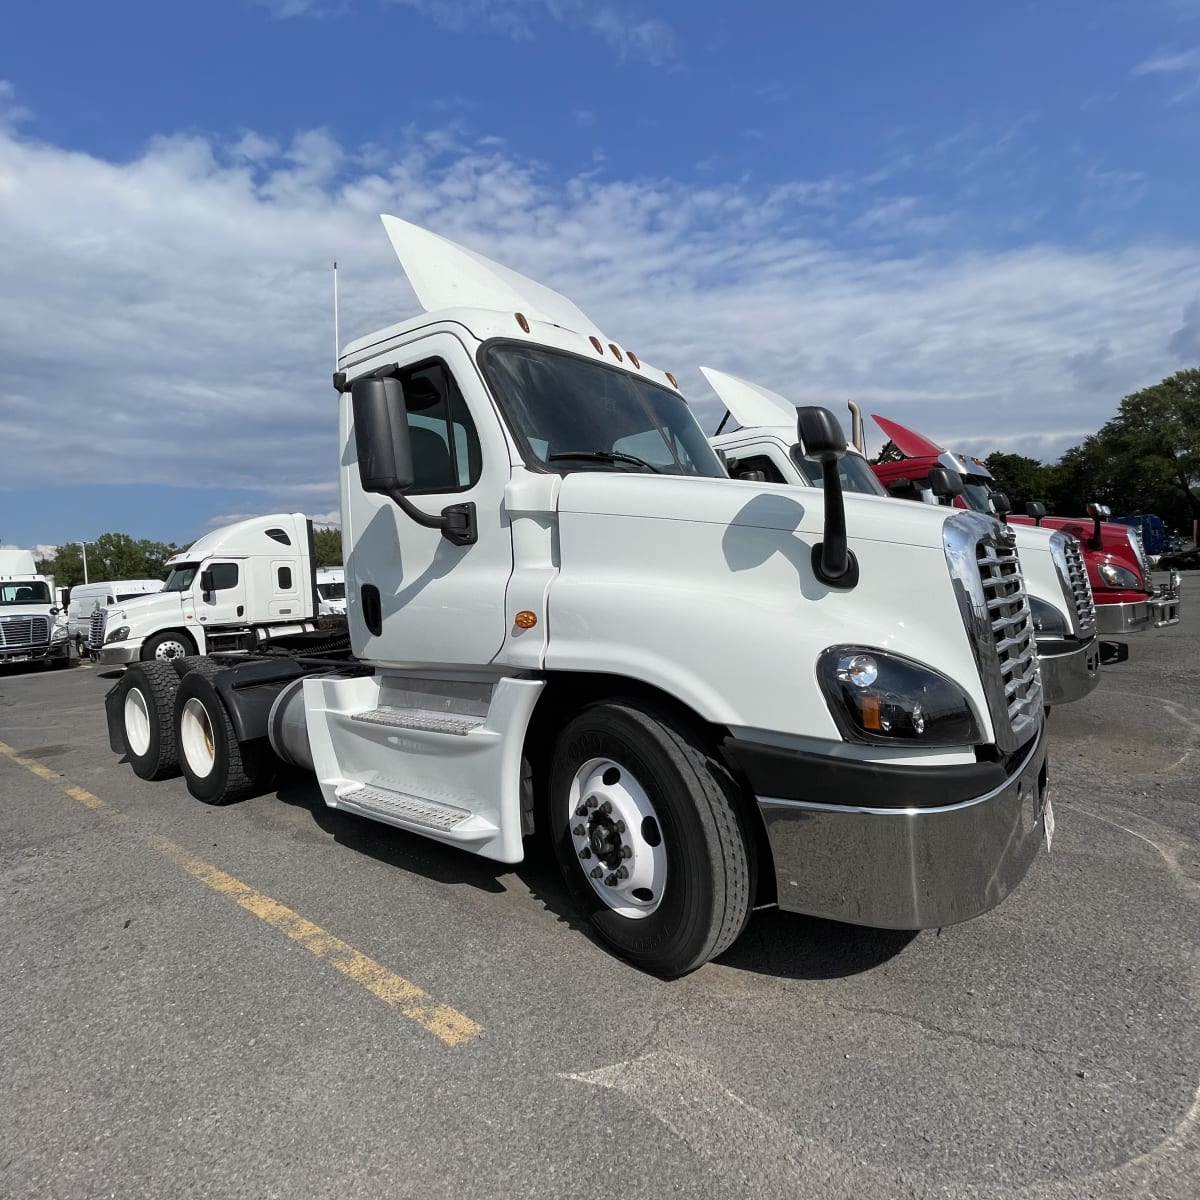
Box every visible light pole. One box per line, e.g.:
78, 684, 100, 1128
76, 541, 96, 585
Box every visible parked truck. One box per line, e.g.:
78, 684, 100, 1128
704, 369, 1102, 707
0, 547, 70, 669
106, 216, 1052, 976
94, 514, 343, 664
865, 415, 1181, 637
315, 566, 346, 616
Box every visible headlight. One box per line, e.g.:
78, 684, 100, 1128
1029, 597, 1069, 635
105, 625, 130, 644
51, 623, 69, 640
817, 647, 984, 747
1097, 562, 1141, 590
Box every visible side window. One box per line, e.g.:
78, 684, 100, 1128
277, 566, 293, 590
731, 454, 787, 484
400, 360, 481, 493
208, 563, 239, 591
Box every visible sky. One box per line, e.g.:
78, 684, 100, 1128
2, 0, 1200, 555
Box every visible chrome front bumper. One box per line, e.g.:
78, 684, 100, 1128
1038, 637, 1101, 706
96, 641, 141, 665
738, 724, 1049, 930
1094, 586, 1181, 633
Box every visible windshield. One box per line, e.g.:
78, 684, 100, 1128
483, 344, 726, 478
961, 480, 995, 514
318, 582, 346, 600
162, 564, 199, 592
1, 581, 52, 605
792, 451, 887, 497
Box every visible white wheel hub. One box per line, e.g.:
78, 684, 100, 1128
155, 639, 188, 661
124, 687, 151, 757
567, 757, 666, 918
180, 697, 216, 778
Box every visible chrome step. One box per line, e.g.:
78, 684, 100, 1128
336, 783, 474, 831
350, 706, 485, 736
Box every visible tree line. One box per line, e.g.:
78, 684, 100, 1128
930, 369, 1199, 529
36, 528, 344, 591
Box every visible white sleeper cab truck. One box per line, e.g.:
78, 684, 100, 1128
68, 579, 162, 658
0, 546, 70, 668
95, 514, 340, 664
316, 566, 346, 616
105, 216, 1052, 977
705, 367, 1101, 709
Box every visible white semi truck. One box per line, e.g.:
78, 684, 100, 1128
704, 367, 1101, 709
0, 547, 70, 668
106, 216, 1052, 976
94, 514, 343, 664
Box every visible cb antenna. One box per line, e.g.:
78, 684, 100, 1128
332, 260, 340, 371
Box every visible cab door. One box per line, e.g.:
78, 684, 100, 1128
342, 331, 514, 668
268, 559, 303, 618
194, 560, 248, 628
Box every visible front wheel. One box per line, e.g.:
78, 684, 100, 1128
142, 630, 196, 663
173, 670, 273, 805
548, 700, 756, 977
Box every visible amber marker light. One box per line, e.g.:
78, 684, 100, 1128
608, 343, 624, 361
860, 693, 883, 731
515, 312, 531, 332
665, 372, 679, 388
514, 611, 538, 629
627, 351, 640, 368
589, 336, 604, 354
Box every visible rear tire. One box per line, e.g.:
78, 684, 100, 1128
548, 699, 756, 977
173, 671, 272, 805
114, 662, 181, 780
142, 630, 196, 663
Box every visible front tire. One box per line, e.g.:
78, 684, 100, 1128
113, 662, 181, 780
142, 630, 196, 663
173, 671, 272, 805
548, 700, 756, 977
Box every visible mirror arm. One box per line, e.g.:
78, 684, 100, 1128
387, 490, 478, 547
811, 462, 859, 589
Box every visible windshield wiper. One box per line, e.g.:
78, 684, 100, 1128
547, 450, 664, 473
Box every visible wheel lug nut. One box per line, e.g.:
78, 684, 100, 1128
579, 848, 591, 859
586, 796, 598, 809
572, 824, 585, 836
616, 866, 629, 880
599, 800, 613, 814
590, 866, 604, 879
615, 820, 626, 833
604, 873, 618, 886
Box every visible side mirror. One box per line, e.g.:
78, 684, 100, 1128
796, 406, 857, 590
738, 468, 769, 483
351, 375, 415, 495
49, 606, 60, 616
927, 467, 964, 503
990, 491, 1012, 522
1026, 501, 1046, 527
199, 569, 214, 593
348, 370, 477, 547
1086, 501, 1110, 549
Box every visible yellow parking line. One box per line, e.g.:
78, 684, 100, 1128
154, 837, 482, 1047
0, 740, 482, 1046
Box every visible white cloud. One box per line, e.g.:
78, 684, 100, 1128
2, 81, 1200, 530
1132, 44, 1200, 101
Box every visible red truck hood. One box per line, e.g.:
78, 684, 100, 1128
871, 414, 946, 458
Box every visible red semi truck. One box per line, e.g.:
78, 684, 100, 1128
867, 414, 1181, 640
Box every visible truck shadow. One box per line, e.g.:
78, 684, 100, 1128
272, 769, 916, 982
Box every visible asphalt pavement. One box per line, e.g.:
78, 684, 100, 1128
2, 581, 1197, 1199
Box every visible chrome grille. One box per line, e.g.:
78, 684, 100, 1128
0, 616, 50, 649
1127, 527, 1151, 581
89, 608, 107, 651
1053, 533, 1097, 638
944, 511, 1043, 752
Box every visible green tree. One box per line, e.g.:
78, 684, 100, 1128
36, 533, 181, 591
983, 453, 1052, 512
312, 527, 343, 568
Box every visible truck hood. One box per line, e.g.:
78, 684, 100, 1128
111, 591, 185, 626
871, 414, 945, 458
0, 603, 57, 621
556, 470, 955, 550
